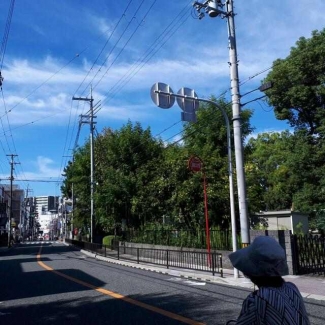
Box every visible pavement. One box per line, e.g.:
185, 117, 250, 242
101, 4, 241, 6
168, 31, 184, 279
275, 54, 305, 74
70, 243, 325, 302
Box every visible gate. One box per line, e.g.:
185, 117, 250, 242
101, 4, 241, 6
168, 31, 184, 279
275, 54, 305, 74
292, 234, 325, 276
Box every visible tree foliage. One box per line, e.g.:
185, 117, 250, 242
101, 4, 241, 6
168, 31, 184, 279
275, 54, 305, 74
61, 100, 254, 236
264, 29, 325, 135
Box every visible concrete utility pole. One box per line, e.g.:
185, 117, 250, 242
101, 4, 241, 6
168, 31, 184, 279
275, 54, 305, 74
72, 88, 96, 243
6, 154, 19, 247
71, 182, 74, 239
193, 0, 250, 246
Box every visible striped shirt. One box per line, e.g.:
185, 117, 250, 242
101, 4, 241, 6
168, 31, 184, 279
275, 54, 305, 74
237, 281, 310, 325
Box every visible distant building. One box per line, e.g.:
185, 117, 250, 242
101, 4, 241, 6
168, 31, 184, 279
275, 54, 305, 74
2, 185, 25, 233
24, 197, 37, 239
0, 186, 6, 235
35, 196, 59, 215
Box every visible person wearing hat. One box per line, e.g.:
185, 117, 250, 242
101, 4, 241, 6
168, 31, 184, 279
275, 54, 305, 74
229, 236, 310, 325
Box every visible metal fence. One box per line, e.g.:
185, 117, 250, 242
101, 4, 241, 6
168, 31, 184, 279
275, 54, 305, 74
123, 229, 240, 251
66, 239, 223, 277
292, 235, 325, 276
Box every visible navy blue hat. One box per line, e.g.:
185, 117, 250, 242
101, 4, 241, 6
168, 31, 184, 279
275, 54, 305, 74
229, 236, 289, 277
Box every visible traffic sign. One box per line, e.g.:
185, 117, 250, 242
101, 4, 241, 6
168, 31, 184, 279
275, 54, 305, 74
188, 156, 203, 172
150, 82, 175, 109
177, 88, 199, 111
177, 88, 199, 122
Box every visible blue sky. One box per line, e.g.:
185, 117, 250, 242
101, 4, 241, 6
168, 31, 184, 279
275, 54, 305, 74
0, 0, 324, 196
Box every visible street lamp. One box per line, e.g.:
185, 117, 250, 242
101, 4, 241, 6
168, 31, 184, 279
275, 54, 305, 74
151, 82, 239, 278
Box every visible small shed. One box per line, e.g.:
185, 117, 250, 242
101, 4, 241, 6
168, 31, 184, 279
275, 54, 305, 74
253, 210, 309, 234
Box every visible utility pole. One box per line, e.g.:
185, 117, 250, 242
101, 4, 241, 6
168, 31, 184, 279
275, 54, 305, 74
24, 187, 33, 241
63, 154, 74, 239
20, 184, 29, 240
71, 182, 74, 239
72, 87, 96, 243
6, 154, 19, 247
193, 0, 250, 247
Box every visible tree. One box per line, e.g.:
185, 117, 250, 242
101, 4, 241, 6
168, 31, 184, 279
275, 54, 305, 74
263, 29, 325, 135
164, 98, 253, 229
246, 130, 325, 230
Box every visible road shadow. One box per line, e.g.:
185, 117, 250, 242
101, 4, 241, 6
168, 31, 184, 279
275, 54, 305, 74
0, 290, 240, 325
0, 248, 106, 302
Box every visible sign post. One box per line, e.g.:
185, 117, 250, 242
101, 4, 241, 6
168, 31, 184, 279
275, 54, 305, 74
188, 156, 211, 267
150, 82, 239, 278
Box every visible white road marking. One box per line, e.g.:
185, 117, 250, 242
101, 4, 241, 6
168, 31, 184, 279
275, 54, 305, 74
184, 281, 206, 286
0, 312, 10, 316
167, 277, 206, 286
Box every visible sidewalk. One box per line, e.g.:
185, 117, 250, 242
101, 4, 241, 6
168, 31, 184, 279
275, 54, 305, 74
77, 247, 325, 302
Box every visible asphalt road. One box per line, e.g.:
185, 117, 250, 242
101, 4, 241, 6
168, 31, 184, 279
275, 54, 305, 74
1, 242, 325, 325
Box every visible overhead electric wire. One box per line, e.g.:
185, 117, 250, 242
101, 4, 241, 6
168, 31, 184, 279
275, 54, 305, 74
66, 1, 190, 161
78, 0, 142, 96
98, 1, 192, 110
73, 0, 134, 97
0, 20, 126, 120
61, 0, 158, 178
0, 0, 15, 73
257, 99, 273, 113
1, 88, 29, 190
60, 0, 144, 179
0, 108, 66, 137
92, 0, 157, 92
1, 178, 62, 183
0, 89, 13, 154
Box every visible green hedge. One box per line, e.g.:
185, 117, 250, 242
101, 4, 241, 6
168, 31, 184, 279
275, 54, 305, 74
102, 235, 121, 246
103, 235, 115, 246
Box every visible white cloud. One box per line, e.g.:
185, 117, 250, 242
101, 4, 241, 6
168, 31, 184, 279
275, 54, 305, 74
0, 156, 61, 180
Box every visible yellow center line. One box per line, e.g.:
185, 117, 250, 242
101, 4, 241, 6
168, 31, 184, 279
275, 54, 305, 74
37, 245, 205, 325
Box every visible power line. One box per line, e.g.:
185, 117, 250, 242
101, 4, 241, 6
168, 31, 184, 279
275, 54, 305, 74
0, 0, 15, 85
59, 1, 135, 181
62, 0, 158, 175
1, 88, 29, 189
98, 2, 192, 110
0, 17, 126, 119
92, 0, 157, 92
61, 1, 147, 176
0, 178, 62, 183
73, 0, 134, 97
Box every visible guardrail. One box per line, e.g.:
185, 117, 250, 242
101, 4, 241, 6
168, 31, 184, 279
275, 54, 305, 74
65, 239, 223, 277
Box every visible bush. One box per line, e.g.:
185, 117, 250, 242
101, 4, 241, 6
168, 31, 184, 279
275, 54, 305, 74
103, 235, 122, 246
103, 235, 115, 246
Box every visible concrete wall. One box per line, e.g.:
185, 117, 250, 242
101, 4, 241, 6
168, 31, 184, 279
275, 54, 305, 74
277, 217, 291, 231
